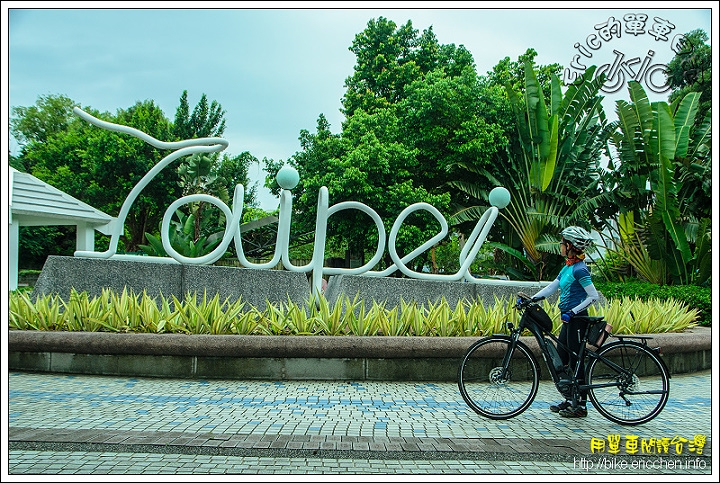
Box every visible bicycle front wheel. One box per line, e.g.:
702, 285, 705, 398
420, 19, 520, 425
458, 336, 539, 419
587, 341, 670, 425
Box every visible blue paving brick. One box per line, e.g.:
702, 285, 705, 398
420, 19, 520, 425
8, 370, 712, 475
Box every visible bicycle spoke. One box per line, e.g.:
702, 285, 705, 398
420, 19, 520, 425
587, 342, 669, 425
458, 337, 539, 419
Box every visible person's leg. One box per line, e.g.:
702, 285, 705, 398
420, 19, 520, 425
567, 312, 589, 405
559, 313, 589, 417
550, 323, 572, 412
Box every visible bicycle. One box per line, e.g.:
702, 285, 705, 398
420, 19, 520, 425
457, 292, 670, 425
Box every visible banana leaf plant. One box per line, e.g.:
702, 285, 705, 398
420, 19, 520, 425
487, 62, 615, 280
177, 153, 230, 241
599, 81, 711, 285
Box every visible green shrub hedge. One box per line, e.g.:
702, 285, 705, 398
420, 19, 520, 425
595, 281, 711, 327
9, 287, 700, 335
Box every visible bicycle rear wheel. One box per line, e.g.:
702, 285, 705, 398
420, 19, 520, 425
586, 341, 670, 425
458, 336, 539, 419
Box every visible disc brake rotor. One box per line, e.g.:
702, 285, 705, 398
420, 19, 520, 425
489, 366, 508, 385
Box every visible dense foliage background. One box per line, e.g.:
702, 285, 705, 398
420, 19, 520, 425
10, 18, 711, 306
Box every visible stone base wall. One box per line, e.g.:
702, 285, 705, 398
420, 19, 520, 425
33, 256, 311, 309
35, 256, 604, 311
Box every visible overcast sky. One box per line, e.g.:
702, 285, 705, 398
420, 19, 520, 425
4, 3, 715, 209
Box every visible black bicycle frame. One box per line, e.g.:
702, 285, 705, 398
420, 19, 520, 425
518, 316, 670, 397
527, 320, 587, 384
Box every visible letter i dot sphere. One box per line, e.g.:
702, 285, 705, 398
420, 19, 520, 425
488, 186, 511, 209
276, 165, 300, 190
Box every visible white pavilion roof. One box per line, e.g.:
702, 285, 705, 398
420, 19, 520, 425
10, 167, 114, 233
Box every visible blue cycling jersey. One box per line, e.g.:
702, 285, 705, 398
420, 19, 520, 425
556, 261, 593, 313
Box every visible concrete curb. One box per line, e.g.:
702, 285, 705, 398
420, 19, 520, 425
8, 326, 711, 381
8, 326, 713, 357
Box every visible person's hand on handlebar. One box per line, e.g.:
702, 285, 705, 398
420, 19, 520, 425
516, 292, 544, 307
517, 292, 544, 304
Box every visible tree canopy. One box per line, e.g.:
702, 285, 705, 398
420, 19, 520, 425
11, 20, 711, 285
11, 92, 256, 258
267, 17, 514, 270
665, 29, 711, 129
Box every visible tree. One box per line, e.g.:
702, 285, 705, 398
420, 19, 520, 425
10, 94, 77, 147
173, 90, 226, 139
176, 153, 229, 241
450, 59, 616, 281
83, 100, 180, 251
328, 108, 451, 268
172, 91, 256, 204
601, 82, 711, 286
439, 49, 568, 279
12, 95, 182, 253
12, 92, 259, 263
343, 18, 476, 118
485, 48, 563, 94
216, 151, 258, 208
10, 94, 78, 173
170, 151, 258, 244
665, 29, 711, 130
398, 65, 506, 205
266, 108, 451, 270
269, 17, 505, 270
17, 226, 76, 270
10, 95, 101, 265
146, 91, 258, 259
342, 17, 423, 116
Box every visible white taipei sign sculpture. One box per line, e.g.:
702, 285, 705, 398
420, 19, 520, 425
73, 107, 512, 297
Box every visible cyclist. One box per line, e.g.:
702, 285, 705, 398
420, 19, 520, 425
529, 226, 599, 418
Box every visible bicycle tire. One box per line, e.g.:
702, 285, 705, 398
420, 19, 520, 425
586, 341, 670, 425
458, 336, 539, 419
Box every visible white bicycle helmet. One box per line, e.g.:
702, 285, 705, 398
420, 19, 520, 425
560, 226, 593, 252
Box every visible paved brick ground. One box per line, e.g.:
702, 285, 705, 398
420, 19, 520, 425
6, 370, 714, 477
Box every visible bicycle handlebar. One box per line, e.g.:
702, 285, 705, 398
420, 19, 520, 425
514, 291, 538, 311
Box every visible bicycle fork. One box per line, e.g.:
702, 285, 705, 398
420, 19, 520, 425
497, 331, 523, 382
